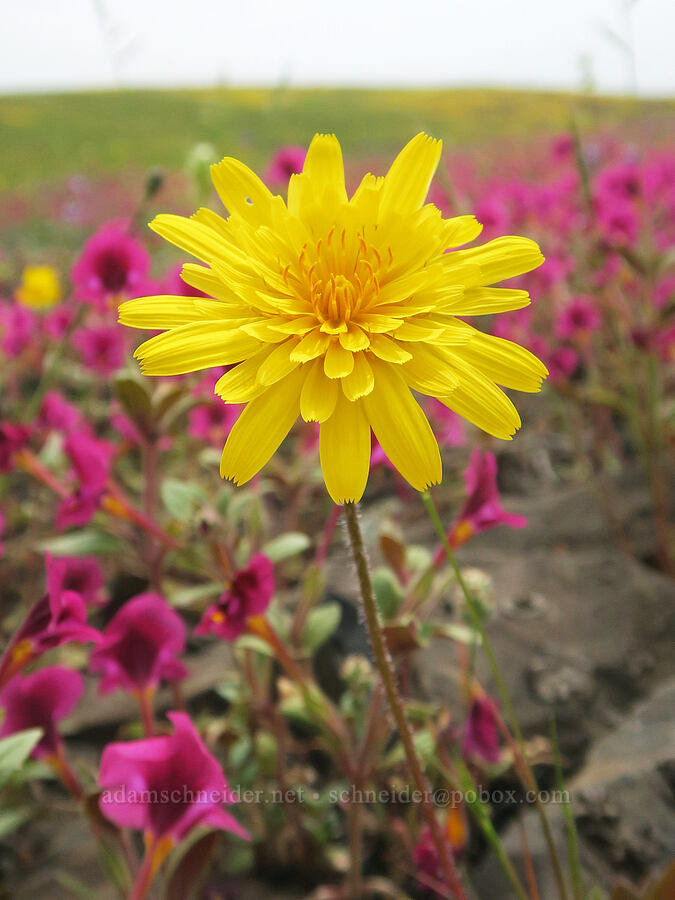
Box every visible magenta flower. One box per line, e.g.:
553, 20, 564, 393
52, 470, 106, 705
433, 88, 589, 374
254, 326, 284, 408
0, 580, 100, 690
73, 325, 126, 376
462, 694, 501, 765
0, 304, 37, 356
555, 296, 601, 343
98, 711, 248, 843
264, 146, 306, 185
39, 391, 83, 434
0, 666, 84, 760
195, 554, 274, 641
44, 305, 74, 339
547, 345, 579, 382
0, 422, 32, 473
70, 220, 151, 310
56, 431, 116, 530
46, 552, 105, 607
188, 401, 242, 447
90, 593, 187, 696
434, 451, 526, 565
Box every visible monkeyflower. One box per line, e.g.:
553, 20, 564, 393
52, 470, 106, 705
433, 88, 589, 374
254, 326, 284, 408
264, 145, 307, 185
56, 431, 116, 530
39, 391, 83, 434
71, 220, 151, 310
0, 666, 83, 763
15, 264, 62, 309
46, 551, 105, 607
462, 693, 501, 765
90, 593, 187, 698
0, 304, 36, 357
196, 553, 274, 641
555, 296, 601, 343
119, 133, 547, 503
99, 712, 247, 891
433, 449, 526, 566
0, 566, 100, 690
0, 422, 32, 472
72, 325, 126, 376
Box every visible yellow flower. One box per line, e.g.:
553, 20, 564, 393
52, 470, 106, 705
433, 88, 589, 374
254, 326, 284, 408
16, 265, 62, 309
119, 133, 547, 504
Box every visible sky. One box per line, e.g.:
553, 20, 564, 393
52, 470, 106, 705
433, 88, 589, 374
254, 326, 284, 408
0, 0, 673, 96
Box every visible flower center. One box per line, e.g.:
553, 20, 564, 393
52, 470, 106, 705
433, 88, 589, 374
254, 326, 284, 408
288, 227, 392, 334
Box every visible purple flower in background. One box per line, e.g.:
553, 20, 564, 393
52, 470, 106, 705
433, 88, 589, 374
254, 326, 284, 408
264, 146, 306, 185
0, 423, 32, 473
71, 220, 151, 310
0, 666, 84, 760
0, 572, 100, 690
99, 711, 248, 843
39, 391, 83, 434
90, 593, 187, 696
555, 296, 602, 343
72, 325, 126, 376
46, 552, 105, 607
56, 431, 116, 530
0, 304, 37, 356
462, 694, 501, 765
433, 450, 526, 566
195, 554, 274, 641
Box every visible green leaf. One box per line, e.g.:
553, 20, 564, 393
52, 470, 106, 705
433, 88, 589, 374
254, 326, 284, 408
372, 567, 404, 619
168, 582, 222, 610
0, 729, 43, 788
0, 808, 32, 840
234, 634, 275, 657
301, 602, 341, 651
40, 530, 123, 556
113, 376, 153, 432
262, 531, 311, 563
420, 621, 482, 646
161, 479, 207, 523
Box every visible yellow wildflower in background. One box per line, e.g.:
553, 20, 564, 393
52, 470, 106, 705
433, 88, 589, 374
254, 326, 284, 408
16, 264, 62, 309
119, 133, 547, 503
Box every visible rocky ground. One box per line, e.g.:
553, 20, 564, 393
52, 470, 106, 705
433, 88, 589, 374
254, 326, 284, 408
4, 458, 675, 898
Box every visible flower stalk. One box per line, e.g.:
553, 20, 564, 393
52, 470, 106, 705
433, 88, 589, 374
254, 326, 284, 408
343, 501, 468, 900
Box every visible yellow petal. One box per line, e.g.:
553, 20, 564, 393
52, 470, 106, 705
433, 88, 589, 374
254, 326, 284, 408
378, 133, 442, 221
290, 328, 331, 362
438, 360, 522, 439
220, 368, 305, 485
215, 350, 275, 402
452, 332, 548, 392
256, 338, 301, 386
362, 358, 441, 491
320, 392, 370, 503
118, 295, 228, 329
210, 157, 275, 225
179, 263, 241, 303
442, 287, 531, 315
324, 341, 354, 378
368, 333, 412, 364
302, 134, 348, 205
401, 345, 459, 396
300, 359, 339, 422
134, 323, 261, 375
339, 323, 370, 351
150, 214, 241, 266
342, 352, 375, 401
443, 236, 544, 287
443, 215, 483, 248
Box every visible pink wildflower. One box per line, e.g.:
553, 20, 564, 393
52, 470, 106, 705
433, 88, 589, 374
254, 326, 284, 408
264, 146, 306, 185
70, 220, 151, 310
195, 554, 274, 641
73, 325, 125, 376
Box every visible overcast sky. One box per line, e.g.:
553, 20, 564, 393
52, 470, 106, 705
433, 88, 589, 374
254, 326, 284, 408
0, 0, 673, 96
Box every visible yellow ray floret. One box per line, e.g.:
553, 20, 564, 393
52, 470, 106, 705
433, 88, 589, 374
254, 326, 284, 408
119, 132, 548, 503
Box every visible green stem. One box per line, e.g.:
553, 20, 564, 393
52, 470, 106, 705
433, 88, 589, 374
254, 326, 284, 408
421, 490, 569, 900
343, 502, 468, 900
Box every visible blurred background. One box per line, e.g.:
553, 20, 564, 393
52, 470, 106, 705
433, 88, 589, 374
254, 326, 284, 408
0, 2, 674, 898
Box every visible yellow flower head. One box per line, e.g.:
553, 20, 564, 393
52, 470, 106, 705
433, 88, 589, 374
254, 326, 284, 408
119, 133, 547, 503
16, 264, 62, 309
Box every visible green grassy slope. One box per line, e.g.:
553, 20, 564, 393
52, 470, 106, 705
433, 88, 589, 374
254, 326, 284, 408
1, 87, 673, 189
